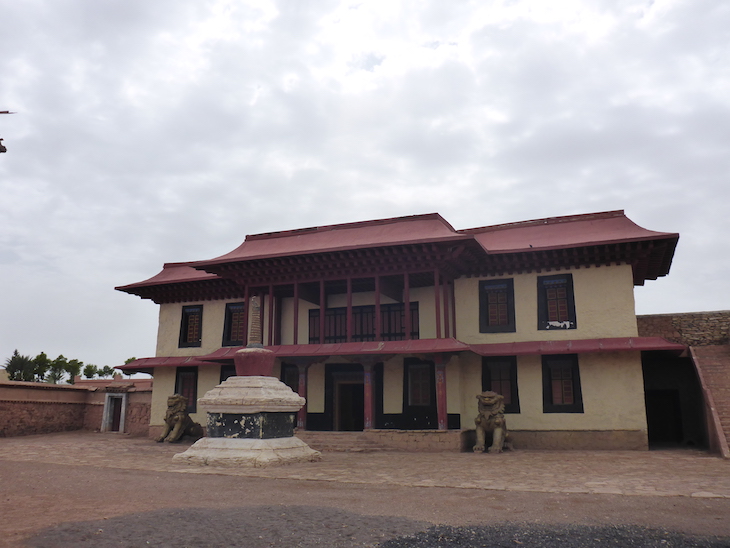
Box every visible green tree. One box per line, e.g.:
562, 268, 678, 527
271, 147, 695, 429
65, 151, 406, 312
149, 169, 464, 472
5, 350, 35, 382
32, 352, 51, 381
65, 359, 83, 384
99, 365, 116, 378
83, 364, 99, 379
47, 355, 68, 384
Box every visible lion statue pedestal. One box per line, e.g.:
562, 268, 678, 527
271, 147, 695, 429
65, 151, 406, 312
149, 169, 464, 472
473, 391, 514, 454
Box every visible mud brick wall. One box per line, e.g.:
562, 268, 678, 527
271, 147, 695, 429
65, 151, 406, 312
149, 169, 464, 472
365, 429, 465, 452
637, 311, 730, 346
0, 400, 86, 437
125, 392, 152, 437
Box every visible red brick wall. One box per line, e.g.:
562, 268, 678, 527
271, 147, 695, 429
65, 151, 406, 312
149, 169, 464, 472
0, 400, 86, 437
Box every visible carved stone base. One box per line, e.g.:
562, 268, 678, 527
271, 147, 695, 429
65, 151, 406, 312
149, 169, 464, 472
173, 436, 321, 467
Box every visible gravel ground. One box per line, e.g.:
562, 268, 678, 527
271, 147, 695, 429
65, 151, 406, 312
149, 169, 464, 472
25, 507, 730, 548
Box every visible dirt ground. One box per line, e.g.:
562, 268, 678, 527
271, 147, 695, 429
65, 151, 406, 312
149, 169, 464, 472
1, 433, 729, 547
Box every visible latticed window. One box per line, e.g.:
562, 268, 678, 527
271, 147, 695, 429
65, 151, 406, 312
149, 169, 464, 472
479, 279, 515, 333
542, 355, 583, 413
408, 363, 431, 406
482, 356, 519, 413
179, 305, 203, 347
537, 274, 576, 330
175, 367, 198, 414
222, 302, 246, 346
308, 303, 419, 344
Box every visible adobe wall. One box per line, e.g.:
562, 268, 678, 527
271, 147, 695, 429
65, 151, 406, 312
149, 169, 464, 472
0, 381, 152, 438
637, 311, 730, 346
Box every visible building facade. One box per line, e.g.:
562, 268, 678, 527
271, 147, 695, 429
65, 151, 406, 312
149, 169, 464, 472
117, 210, 684, 450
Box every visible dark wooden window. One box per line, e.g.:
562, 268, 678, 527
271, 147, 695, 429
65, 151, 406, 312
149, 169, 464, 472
482, 356, 520, 413
408, 363, 431, 406
175, 367, 198, 414
542, 355, 583, 413
280, 363, 299, 393
479, 279, 515, 333
179, 305, 203, 347
309, 303, 419, 343
222, 302, 246, 346
220, 364, 236, 383
537, 274, 576, 330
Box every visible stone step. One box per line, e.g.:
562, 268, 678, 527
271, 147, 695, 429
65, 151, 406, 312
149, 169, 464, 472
295, 431, 395, 453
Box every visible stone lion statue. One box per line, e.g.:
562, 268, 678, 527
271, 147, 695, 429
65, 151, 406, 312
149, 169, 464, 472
155, 394, 204, 443
473, 391, 513, 454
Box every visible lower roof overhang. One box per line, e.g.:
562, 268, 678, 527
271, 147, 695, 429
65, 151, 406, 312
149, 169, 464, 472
119, 337, 686, 374
470, 337, 686, 356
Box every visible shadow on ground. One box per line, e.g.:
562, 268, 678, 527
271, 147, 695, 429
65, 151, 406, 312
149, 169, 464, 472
26, 506, 730, 548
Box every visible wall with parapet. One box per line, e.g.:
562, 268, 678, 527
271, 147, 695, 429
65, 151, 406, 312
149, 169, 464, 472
0, 380, 151, 438
637, 311, 730, 346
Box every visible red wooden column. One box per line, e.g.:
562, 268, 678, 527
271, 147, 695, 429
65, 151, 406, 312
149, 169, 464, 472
433, 269, 442, 339
434, 354, 449, 431
450, 281, 457, 339
346, 277, 353, 342
319, 280, 325, 344
442, 277, 450, 338
267, 285, 274, 346
363, 362, 374, 430
403, 272, 411, 340
374, 275, 382, 341
296, 363, 308, 430
293, 281, 299, 345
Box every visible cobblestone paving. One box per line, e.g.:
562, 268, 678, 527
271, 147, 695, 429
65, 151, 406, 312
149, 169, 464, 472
1, 431, 729, 499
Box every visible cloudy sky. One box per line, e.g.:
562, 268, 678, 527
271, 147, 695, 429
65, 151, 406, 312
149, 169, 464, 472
1, 0, 728, 370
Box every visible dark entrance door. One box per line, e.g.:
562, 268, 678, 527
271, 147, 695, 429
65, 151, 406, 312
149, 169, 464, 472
645, 389, 683, 445
336, 381, 364, 431
110, 397, 123, 432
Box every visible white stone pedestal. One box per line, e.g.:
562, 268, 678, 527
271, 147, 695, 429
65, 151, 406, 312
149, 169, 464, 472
173, 375, 321, 467
173, 436, 320, 467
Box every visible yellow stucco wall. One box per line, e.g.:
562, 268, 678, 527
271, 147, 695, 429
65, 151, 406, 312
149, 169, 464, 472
453, 351, 647, 432
455, 264, 638, 343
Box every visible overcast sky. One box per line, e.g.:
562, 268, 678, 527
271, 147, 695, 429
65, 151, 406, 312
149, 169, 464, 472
1, 0, 728, 370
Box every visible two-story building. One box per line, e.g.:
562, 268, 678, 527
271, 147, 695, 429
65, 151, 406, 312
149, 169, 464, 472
117, 210, 684, 450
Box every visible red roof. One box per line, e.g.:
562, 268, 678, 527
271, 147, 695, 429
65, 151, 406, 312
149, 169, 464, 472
198, 213, 466, 266
119, 337, 686, 372
463, 210, 678, 254
470, 337, 685, 356
117, 210, 679, 298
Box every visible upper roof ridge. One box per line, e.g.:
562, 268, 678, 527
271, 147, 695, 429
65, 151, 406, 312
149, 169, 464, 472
459, 210, 625, 234
246, 213, 454, 241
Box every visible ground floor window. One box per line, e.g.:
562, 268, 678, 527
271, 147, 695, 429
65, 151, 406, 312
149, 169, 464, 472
542, 354, 583, 413
175, 366, 198, 414
482, 356, 520, 413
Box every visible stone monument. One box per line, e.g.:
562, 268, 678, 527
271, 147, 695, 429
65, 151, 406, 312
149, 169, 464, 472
473, 391, 514, 454
173, 296, 321, 467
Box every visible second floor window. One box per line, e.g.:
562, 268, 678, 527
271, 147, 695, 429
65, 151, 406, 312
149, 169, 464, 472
308, 302, 419, 343
222, 302, 246, 346
537, 274, 576, 330
479, 279, 515, 333
179, 305, 203, 348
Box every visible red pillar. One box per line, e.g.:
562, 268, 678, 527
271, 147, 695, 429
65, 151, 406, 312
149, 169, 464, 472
434, 269, 442, 339
293, 281, 299, 345
346, 277, 353, 342
363, 363, 374, 430
375, 275, 382, 341
442, 277, 450, 338
296, 363, 308, 430
319, 280, 325, 344
435, 357, 448, 431
404, 272, 411, 340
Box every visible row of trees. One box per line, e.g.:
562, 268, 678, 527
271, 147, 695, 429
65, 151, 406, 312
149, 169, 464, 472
4, 350, 126, 384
